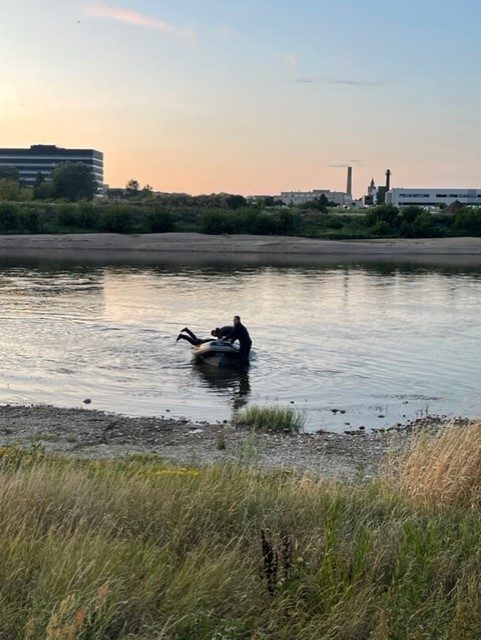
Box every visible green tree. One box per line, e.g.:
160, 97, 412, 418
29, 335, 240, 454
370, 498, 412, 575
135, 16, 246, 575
33, 172, 45, 199
141, 184, 154, 198
0, 179, 21, 201
226, 194, 247, 210
52, 163, 96, 201
0, 166, 20, 183
34, 181, 56, 200
126, 179, 140, 197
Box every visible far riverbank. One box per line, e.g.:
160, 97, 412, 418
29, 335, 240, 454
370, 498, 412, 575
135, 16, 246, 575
3, 233, 481, 264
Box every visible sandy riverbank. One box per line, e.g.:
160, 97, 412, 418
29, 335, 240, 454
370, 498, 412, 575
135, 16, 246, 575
0, 404, 465, 481
2, 233, 481, 264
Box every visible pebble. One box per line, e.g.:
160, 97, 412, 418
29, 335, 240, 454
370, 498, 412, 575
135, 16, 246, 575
83, 399, 92, 405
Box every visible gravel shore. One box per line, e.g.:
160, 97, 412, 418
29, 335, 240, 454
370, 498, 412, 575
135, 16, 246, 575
0, 404, 465, 481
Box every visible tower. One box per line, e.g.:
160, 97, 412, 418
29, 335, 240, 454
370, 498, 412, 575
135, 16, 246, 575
346, 166, 353, 197
385, 169, 391, 191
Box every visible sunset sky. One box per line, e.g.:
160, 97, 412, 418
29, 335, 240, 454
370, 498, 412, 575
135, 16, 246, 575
1, 0, 481, 196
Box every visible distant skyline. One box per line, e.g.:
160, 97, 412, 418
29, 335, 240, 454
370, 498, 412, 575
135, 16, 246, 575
1, 0, 481, 196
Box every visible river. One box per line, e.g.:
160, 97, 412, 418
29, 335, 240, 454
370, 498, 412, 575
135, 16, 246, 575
0, 256, 480, 432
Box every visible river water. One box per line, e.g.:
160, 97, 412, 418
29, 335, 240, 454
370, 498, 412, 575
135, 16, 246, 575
0, 256, 480, 432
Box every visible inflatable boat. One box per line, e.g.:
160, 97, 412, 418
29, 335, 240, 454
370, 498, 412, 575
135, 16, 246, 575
191, 340, 240, 367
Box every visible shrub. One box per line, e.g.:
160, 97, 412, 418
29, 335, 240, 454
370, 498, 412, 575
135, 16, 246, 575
78, 202, 97, 229
19, 209, 41, 234
0, 203, 20, 232
365, 204, 400, 229
273, 210, 300, 235
198, 209, 232, 234
370, 221, 393, 236
251, 212, 278, 235
454, 208, 481, 235
230, 208, 258, 233
56, 204, 79, 227
147, 207, 176, 233
411, 211, 435, 237
100, 205, 133, 233
400, 205, 426, 224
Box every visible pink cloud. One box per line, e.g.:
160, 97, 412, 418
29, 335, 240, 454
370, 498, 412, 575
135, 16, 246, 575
85, 3, 197, 43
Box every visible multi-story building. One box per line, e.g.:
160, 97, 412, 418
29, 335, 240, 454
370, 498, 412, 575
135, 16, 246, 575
278, 189, 352, 207
386, 188, 481, 207
0, 145, 104, 187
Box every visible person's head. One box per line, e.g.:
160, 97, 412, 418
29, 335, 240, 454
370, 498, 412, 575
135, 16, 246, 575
233, 315, 241, 325
211, 328, 221, 338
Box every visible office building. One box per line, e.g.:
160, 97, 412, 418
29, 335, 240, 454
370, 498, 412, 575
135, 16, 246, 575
0, 145, 104, 187
386, 188, 481, 207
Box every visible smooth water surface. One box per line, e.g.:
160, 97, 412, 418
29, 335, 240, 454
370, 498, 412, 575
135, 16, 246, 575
1, 257, 481, 432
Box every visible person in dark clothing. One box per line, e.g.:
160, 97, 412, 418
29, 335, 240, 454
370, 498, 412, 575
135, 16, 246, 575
176, 326, 233, 345
224, 316, 252, 364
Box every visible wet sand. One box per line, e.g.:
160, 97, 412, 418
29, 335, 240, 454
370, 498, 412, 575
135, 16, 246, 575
1, 233, 481, 265
0, 404, 464, 481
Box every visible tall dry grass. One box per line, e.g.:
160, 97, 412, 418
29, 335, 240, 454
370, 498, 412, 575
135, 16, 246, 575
0, 425, 480, 638
388, 421, 481, 508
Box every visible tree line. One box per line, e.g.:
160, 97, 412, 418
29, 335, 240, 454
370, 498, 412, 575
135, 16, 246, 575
0, 163, 97, 202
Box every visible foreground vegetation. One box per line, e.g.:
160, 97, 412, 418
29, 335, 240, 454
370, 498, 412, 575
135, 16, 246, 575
1, 422, 481, 639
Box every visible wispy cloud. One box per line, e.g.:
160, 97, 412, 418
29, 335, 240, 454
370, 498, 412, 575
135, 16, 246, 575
330, 161, 363, 168
293, 77, 384, 86
215, 26, 233, 38
84, 3, 197, 43
283, 53, 299, 69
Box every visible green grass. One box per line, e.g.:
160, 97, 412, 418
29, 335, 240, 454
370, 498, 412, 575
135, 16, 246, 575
233, 404, 306, 433
0, 423, 481, 638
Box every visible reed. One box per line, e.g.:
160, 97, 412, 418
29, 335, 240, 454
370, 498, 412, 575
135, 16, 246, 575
233, 404, 306, 433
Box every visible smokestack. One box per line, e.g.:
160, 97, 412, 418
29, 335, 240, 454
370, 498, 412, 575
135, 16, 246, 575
385, 169, 391, 191
346, 166, 353, 197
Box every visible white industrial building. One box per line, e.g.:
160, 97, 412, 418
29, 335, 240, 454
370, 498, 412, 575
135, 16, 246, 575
386, 188, 481, 207
278, 189, 353, 207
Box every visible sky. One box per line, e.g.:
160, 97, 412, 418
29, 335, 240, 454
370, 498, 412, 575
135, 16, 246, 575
1, 0, 481, 196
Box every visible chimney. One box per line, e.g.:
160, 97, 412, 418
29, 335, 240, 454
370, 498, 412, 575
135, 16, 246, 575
346, 166, 353, 197
385, 169, 391, 191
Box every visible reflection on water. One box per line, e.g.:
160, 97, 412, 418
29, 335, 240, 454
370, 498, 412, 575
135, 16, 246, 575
1, 256, 481, 431
193, 366, 251, 411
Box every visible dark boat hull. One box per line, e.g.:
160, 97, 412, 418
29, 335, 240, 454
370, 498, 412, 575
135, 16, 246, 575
192, 340, 240, 367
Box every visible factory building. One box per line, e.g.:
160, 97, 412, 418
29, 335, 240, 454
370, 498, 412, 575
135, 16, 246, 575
0, 145, 104, 187
278, 189, 352, 207
386, 189, 481, 207
277, 166, 354, 207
